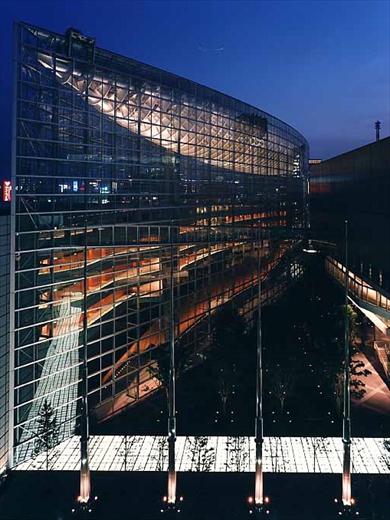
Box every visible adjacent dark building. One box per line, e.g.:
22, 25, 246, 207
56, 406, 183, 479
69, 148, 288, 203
310, 136, 390, 291
310, 137, 390, 365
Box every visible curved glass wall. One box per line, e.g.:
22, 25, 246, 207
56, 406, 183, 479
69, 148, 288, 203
11, 23, 308, 463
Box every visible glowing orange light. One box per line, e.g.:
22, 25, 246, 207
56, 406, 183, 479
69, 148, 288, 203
2, 180, 11, 202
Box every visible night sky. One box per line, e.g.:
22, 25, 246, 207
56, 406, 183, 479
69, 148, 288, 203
0, 0, 389, 178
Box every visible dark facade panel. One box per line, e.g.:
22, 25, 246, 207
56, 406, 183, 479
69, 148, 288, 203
310, 136, 390, 293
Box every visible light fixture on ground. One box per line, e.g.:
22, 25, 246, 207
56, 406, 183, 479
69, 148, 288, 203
72, 495, 98, 518
161, 495, 184, 515
335, 498, 360, 517
248, 495, 271, 517
302, 239, 318, 254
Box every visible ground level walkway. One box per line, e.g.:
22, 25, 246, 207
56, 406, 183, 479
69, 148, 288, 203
15, 435, 389, 474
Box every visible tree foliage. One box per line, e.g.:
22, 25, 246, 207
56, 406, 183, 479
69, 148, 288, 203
383, 439, 390, 470
320, 304, 371, 411
188, 436, 215, 472
268, 363, 297, 415
33, 399, 59, 470
211, 303, 247, 418
147, 342, 191, 406
226, 436, 248, 471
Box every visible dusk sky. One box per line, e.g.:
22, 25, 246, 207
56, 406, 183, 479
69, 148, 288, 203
1, 0, 389, 176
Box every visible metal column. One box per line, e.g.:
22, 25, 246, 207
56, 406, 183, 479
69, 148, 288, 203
342, 220, 351, 507
254, 235, 264, 506
79, 229, 91, 504
167, 228, 177, 505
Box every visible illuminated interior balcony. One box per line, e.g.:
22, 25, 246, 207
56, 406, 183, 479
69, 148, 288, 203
326, 257, 390, 335
37, 53, 301, 177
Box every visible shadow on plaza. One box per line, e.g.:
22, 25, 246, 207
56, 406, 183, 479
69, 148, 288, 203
0, 471, 389, 520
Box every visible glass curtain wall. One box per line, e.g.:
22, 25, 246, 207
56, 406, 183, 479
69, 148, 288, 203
11, 22, 308, 464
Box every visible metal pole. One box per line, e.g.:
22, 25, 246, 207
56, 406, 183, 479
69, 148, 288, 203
79, 226, 91, 504
7, 21, 20, 473
167, 227, 177, 505
342, 219, 351, 506
254, 233, 264, 506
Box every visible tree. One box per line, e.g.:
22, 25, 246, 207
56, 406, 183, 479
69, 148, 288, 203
33, 399, 59, 471
320, 304, 371, 413
269, 437, 283, 472
147, 343, 190, 407
350, 359, 371, 398
268, 363, 296, 416
188, 436, 215, 472
331, 360, 371, 414
211, 304, 246, 419
226, 436, 248, 472
216, 365, 236, 418
119, 434, 133, 471
154, 437, 168, 471
312, 437, 330, 472
382, 439, 390, 471
213, 303, 247, 359
346, 304, 359, 345
147, 344, 170, 403
333, 371, 344, 413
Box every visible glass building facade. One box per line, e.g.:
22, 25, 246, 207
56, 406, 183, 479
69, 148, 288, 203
7, 22, 308, 466
0, 212, 10, 473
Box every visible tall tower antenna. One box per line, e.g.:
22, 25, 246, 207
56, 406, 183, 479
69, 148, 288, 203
375, 120, 381, 142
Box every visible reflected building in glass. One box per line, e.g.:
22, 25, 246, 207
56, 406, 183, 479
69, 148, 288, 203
5, 22, 308, 466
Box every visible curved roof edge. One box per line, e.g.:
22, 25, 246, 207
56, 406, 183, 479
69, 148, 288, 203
17, 20, 309, 149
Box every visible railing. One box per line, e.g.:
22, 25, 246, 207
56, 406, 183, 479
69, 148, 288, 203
373, 341, 390, 381
325, 257, 390, 315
